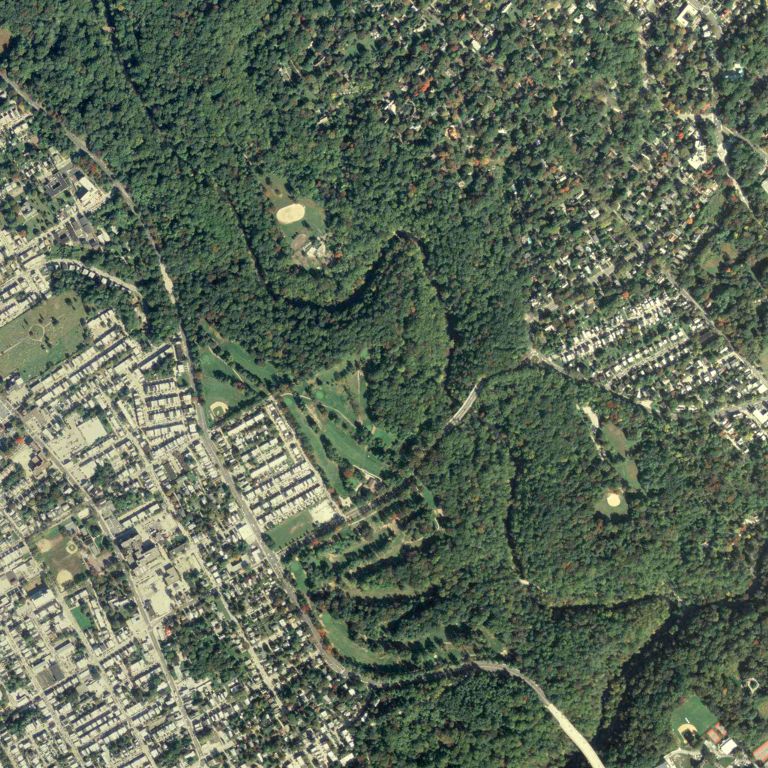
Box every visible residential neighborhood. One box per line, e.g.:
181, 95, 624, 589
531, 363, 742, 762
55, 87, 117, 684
0, 91, 361, 768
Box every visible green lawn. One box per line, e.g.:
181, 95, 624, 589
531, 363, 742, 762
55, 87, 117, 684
601, 423, 630, 456
283, 394, 346, 496
35, 527, 85, 585
670, 695, 719, 735
289, 364, 390, 484
323, 418, 383, 477
197, 346, 247, 420
320, 611, 398, 666
756, 696, 768, 719
288, 560, 308, 592
265, 508, 315, 549
308, 365, 396, 447
201, 321, 280, 386
71, 606, 93, 630
0, 292, 85, 380
595, 490, 628, 516
419, 483, 437, 510
263, 173, 326, 239
615, 458, 641, 489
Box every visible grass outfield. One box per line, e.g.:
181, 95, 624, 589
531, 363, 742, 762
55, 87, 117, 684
601, 423, 630, 456
320, 611, 398, 666
263, 173, 326, 239
0, 292, 85, 380
34, 526, 85, 586
670, 695, 719, 735
265, 508, 315, 549
595, 490, 628, 516
615, 458, 641, 489
197, 346, 247, 418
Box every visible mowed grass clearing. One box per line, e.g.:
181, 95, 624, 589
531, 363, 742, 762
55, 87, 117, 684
71, 606, 93, 630
0, 292, 85, 380
307, 364, 396, 447
263, 173, 326, 239
287, 560, 308, 592
201, 321, 280, 386
595, 489, 628, 516
265, 508, 315, 549
197, 346, 247, 420
283, 394, 345, 496
616, 458, 641, 489
288, 363, 392, 487
601, 423, 631, 456
320, 611, 398, 666
669, 694, 719, 736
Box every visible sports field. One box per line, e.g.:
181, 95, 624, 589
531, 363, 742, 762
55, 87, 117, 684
669, 695, 718, 735
265, 508, 315, 549
197, 346, 247, 419
0, 292, 85, 379
595, 489, 628, 516
35, 525, 85, 588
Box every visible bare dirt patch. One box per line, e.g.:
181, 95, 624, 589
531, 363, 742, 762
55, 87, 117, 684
56, 569, 73, 587
276, 203, 306, 224
606, 492, 622, 508
0, 29, 11, 53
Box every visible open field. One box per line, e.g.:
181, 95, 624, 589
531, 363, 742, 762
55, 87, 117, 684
307, 364, 396, 446
0, 292, 85, 380
319, 414, 383, 477
601, 423, 631, 456
263, 174, 325, 239
615, 458, 640, 489
202, 321, 280, 385
197, 346, 247, 419
760, 346, 768, 375
287, 560, 308, 592
35, 526, 85, 587
283, 394, 346, 496
320, 611, 398, 666
595, 489, 628, 516
287, 364, 392, 487
670, 695, 719, 736
71, 606, 93, 630
265, 508, 315, 549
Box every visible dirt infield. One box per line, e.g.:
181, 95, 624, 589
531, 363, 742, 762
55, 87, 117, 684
210, 400, 229, 418
606, 492, 622, 507
276, 203, 306, 224
56, 569, 73, 587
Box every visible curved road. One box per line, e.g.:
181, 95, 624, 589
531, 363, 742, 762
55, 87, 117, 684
47, 257, 148, 326
475, 661, 606, 768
